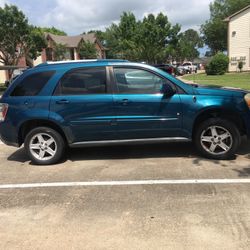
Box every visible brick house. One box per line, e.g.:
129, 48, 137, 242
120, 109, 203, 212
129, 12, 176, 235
33, 33, 106, 66
0, 32, 106, 82
0, 53, 27, 83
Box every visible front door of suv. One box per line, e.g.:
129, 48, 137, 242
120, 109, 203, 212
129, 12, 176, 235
49, 67, 115, 142
112, 67, 182, 139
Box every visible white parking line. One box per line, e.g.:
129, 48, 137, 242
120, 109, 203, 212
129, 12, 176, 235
0, 179, 250, 189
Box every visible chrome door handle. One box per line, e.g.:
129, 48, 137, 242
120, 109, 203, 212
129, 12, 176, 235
56, 100, 70, 104
118, 99, 130, 105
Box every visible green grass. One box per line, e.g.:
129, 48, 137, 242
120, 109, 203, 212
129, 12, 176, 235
183, 72, 250, 90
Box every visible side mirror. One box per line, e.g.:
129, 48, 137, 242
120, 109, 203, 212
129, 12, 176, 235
160, 83, 176, 97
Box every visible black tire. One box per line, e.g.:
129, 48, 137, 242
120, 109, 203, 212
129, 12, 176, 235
24, 126, 65, 165
194, 118, 241, 160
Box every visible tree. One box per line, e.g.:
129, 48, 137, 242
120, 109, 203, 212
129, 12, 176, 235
103, 12, 203, 63
53, 43, 67, 61
105, 12, 140, 60
138, 13, 172, 63
164, 23, 182, 61
201, 0, 250, 54
178, 29, 203, 61
40, 27, 67, 36
26, 26, 47, 64
165, 28, 203, 62
0, 4, 46, 68
104, 12, 175, 63
78, 41, 97, 59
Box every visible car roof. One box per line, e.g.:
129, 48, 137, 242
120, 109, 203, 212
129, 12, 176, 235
36, 59, 128, 68
33, 59, 158, 72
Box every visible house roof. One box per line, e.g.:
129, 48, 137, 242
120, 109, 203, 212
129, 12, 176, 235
46, 33, 101, 48
224, 5, 250, 21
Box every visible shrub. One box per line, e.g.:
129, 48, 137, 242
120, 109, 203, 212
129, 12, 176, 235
238, 61, 243, 72
205, 53, 229, 75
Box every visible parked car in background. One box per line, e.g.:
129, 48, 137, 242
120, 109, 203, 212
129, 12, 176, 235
153, 64, 174, 75
153, 64, 185, 76
0, 59, 250, 165
178, 62, 198, 74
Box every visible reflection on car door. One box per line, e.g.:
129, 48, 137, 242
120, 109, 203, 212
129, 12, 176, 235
112, 67, 182, 139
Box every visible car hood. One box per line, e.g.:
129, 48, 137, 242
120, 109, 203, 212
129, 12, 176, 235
193, 84, 248, 97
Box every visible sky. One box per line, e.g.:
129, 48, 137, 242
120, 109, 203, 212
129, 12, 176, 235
0, 0, 213, 35
0, 0, 213, 55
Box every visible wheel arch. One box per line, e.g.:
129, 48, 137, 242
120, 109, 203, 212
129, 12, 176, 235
18, 119, 69, 146
192, 108, 246, 139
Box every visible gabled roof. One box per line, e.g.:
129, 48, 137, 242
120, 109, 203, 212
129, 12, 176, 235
224, 5, 250, 21
46, 33, 102, 48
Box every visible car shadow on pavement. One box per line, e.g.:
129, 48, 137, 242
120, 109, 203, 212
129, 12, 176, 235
7, 140, 250, 173
7, 142, 198, 164
67, 142, 197, 161
7, 147, 29, 163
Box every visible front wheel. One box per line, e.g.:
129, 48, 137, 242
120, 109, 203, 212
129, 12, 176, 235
194, 118, 241, 160
24, 127, 65, 165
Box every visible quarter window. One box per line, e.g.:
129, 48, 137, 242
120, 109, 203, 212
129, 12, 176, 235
114, 68, 165, 94
55, 67, 106, 95
11, 71, 55, 96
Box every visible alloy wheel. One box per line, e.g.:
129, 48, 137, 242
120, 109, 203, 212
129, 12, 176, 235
29, 133, 57, 161
200, 126, 233, 155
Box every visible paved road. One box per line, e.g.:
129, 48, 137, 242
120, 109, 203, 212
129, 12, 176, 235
0, 140, 249, 249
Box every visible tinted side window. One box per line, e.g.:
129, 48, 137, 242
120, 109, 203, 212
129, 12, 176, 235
11, 71, 55, 96
114, 68, 165, 94
54, 67, 106, 95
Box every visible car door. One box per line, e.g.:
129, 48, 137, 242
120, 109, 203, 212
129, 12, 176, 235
49, 66, 116, 142
112, 66, 182, 139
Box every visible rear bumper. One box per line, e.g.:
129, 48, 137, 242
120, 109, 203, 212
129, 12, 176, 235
0, 121, 20, 147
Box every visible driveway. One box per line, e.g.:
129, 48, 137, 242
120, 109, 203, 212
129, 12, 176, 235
0, 140, 249, 249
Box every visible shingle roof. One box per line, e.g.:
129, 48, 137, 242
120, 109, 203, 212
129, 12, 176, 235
46, 33, 98, 48
224, 5, 250, 21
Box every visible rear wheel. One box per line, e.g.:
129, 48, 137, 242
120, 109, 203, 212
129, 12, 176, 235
24, 127, 65, 165
194, 118, 241, 160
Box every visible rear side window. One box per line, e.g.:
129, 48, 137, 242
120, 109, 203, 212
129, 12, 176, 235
54, 67, 106, 95
11, 71, 55, 96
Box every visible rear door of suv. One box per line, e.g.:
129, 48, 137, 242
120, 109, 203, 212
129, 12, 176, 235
49, 66, 116, 143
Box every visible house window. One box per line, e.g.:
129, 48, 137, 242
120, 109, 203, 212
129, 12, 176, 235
46, 48, 53, 61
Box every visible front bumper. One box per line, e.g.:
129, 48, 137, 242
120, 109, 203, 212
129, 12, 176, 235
243, 111, 250, 139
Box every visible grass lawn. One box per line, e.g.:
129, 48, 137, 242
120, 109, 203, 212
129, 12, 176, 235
183, 72, 250, 90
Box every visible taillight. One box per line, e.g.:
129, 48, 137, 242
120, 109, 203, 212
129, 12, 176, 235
0, 103, 8, 121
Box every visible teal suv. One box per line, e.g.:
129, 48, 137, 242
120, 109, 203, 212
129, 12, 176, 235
0, 60, 250, 165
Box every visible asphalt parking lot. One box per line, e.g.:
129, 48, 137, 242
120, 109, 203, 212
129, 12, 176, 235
0, 139, 250, 249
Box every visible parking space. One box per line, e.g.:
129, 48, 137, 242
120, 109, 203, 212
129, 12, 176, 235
0, 140, 250, 249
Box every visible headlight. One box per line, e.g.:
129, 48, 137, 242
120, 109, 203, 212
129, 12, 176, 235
244, 93, 250, 109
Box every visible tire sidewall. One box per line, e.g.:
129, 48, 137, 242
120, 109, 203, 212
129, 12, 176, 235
24, 127, 65, 165
194, 118, 241, 160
